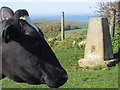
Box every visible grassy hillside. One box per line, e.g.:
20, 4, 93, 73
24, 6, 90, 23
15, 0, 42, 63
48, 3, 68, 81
33, 19, 88, 29
33, 19, 88, 39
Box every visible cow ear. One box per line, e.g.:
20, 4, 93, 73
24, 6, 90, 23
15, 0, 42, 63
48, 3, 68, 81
0, 6, 14, 21
2, 25, 14, 43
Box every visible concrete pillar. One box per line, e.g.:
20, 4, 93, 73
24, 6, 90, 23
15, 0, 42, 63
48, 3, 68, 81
78, 18, 114, 67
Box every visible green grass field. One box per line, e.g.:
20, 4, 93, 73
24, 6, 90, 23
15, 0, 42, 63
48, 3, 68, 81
1, 21, 119, 88
2, 69, 118, 88
56, 29, 87, 40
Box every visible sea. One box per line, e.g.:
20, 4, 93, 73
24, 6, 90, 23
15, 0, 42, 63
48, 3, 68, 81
30, 14, 98, 22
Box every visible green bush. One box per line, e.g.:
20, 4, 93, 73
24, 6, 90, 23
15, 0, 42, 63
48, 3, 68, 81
112, 33, 119, 53
36, 23, 61, 39
65, 24, 80, 30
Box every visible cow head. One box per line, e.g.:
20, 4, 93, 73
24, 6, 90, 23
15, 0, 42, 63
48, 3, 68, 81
1, 7, 68, 88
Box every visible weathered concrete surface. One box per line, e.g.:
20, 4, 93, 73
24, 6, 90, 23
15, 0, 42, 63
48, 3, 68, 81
78, 18, 114, 67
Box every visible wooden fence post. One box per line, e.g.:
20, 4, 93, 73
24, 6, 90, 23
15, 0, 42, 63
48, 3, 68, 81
61, 12, 65, 41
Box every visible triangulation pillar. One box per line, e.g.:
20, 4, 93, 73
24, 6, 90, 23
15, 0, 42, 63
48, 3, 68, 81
78, 18, 114, 67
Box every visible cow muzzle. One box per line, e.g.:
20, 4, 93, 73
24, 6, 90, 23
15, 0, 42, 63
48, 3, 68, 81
45, 68, 68, 88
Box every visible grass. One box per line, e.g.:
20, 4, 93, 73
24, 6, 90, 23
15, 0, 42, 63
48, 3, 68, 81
63, 70, 118, 88
2, 69, 118, 88
64, 29, 87, 39
1, 23, 119, 88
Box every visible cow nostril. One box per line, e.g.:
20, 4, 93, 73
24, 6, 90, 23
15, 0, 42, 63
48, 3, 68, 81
63, 74, 68, 79
56, 68, 64, 73
56, 68, 68, 79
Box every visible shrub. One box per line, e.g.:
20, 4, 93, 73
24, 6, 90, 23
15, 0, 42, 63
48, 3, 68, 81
65, 24, 80, 30
112, 33, 119, 53
36, 23, 61, 39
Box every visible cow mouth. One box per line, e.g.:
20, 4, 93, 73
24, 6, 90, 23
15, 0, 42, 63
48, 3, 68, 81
45, 73, 68, 88
47, 78, 67, 88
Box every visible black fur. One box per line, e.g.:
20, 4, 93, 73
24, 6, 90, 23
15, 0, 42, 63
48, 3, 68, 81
0, 7, 68, 88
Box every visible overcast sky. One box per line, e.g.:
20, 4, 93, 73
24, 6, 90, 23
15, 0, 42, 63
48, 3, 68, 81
0, 0, 116, 16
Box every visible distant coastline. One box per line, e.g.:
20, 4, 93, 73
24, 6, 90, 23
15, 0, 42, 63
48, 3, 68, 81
31, 14, 98, 22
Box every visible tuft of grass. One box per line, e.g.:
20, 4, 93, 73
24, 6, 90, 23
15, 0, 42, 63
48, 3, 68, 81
93, 65, 106, 70
85, 66, 91, 70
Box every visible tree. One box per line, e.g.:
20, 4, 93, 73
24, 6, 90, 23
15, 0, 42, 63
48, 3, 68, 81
94, 1, 119, 37
118, 1, 120, 29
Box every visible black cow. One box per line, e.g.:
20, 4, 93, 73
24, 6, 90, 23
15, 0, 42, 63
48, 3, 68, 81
0, 7, 68, 88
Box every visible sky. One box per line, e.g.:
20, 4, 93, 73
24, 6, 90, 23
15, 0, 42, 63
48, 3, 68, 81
0, 0, 116, 18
